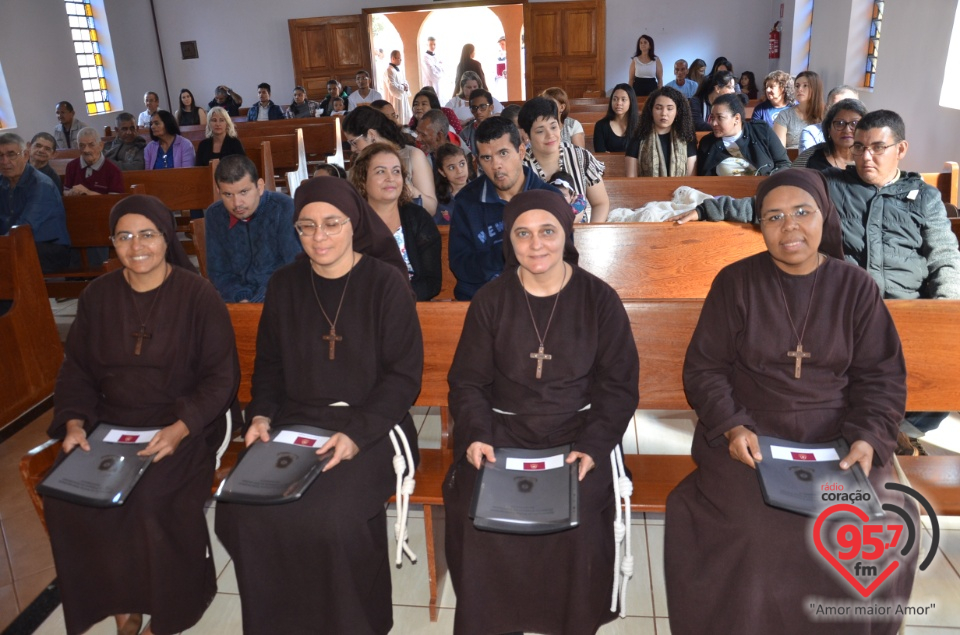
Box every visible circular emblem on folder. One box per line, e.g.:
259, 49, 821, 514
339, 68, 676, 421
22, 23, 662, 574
791, 466, 813, 482
98, 456, 120, 472
276, 453, 297, 469
516, 478, 535, 493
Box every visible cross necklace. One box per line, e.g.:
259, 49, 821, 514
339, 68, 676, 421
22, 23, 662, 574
519, 264, 567, 380
310, 253, 355, 360
773, 254, 823, 379
127, 263, 170, 356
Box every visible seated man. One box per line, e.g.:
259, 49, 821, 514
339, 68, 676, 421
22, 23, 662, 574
449, 117, 558, 300
138, 91, 160, 127
696, 93, 790, 176
460, 89, 496, 155
64, 128, 124, 196
208, 85, 243, 117
417, 109, 470, 167
104, 112, 147, 171
347, 70, 382, 111
53, 101, 88, 150
665, 59, 698, 99
28, 132, 62, 192
204, 155, 302, 303
246, 83, 285, 121
0, 133, 71, 272
318, 79, 348, 116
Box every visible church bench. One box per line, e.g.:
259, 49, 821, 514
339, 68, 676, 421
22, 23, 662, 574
43, 194, 126, 298
605, 175, 765, 209
572, 110, 605, 125
921, 161, 959, 207
951, 218, 960, 243
595, 152, 626, 177
123, 165, 218, 212
246, 140, 277, 192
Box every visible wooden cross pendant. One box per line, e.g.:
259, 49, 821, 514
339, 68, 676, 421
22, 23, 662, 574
530, 346, 552, 379
132, 325, 151, 356
322, 326, 343, 360
786, 343, 811, 379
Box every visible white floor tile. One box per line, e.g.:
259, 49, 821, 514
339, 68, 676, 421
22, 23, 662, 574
597, 615, 657, 634
389, 605, 455, 634
216, 559, 239, 594
905, 531, 960, 627
623, 523, 655, 617
634, 410, 696, 455
205, 504, 231, 579
417, 409, 443, 450
656, 616, 673, 634
645, 524, 668, 618
644, 512, 665, 525
620, 415, 639, 454
920, 412, 960, 454
389, 512, 433, 608
183, 593, 244, 634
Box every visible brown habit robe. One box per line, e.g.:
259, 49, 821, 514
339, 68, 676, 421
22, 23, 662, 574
443, 265, 640, 635
665, 253, 918, 635
214, 255, 422, 635
45, 266, 239, 635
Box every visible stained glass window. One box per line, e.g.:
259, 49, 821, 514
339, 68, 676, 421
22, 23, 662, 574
64, 0, 111, 114
864, 0, 884, 89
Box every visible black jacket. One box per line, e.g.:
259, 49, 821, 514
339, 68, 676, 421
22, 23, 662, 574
696, 121, 790, 176
399, 202, 442, 301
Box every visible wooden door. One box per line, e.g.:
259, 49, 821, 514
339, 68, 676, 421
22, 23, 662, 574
523, 0, 605, 98
289, 15, 373, 100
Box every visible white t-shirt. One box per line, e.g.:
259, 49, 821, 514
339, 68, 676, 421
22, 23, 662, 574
348, 89, 383, 111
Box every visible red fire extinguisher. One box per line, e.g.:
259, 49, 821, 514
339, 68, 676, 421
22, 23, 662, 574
769, 21, 781, 59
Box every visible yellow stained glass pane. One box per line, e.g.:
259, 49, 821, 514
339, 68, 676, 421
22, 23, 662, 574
99, 78, 106, 89
87, 103, 97, 114
94, 53, 102, 66
104, 102, 112, 112
90, 29, 98, 42
84, 4, 92, 17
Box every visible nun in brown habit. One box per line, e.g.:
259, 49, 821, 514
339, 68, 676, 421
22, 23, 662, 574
45, 195, 239, 635
214, 176, 422, 635
443, 189, 640, 634
665, 168, 918, 634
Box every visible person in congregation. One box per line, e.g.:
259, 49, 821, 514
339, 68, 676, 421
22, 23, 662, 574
385, 50, 413, 123
214, 176, 422, 635
752, 69, 794, 128
195, 106, 245, 167
773, 70, 824, 149
0, 132, 71, 272
459, 89, 496, 155
138, 91, 161, 128
690, 70, 737, 131
318, 79, 349, 115
628, 34, 662, 96
434, 142, 474, 224
519, 97, 610, 222
696, 93, 790, 176
370, 99, 402, 128
347, 70, 383, 111
54, 101, 88, 150
665, 168, 918, 635
286, 85, 319, 118
145, 111, 196, 170
63, 127, 124, 196
104, 112, 147, 171
665, 59, 698, 99
344, 106, 438, 215
707, 57, 742, 97
421, 36, 443, 93
410, 88, 463, 137
453, 43, 487, 98
542, 87, 586, 148
209, 85, 243, 117
28, 132, 63, 192
445, 71, 503, 126
798, 85, 859, 151
350, 142, 441, 300
204, 155, 300, 303
626, 86, 697, 177
44, 194, 239, 635
443, 188, 640, 634
175, 88, 207, 127
416, 109, 459, 162
593, 83, 639, 153
738, 71, 759, 100
687, 58, 707, 86
449, 117, 558, 300
246, 83, 284, 121
793, 98, 866, 171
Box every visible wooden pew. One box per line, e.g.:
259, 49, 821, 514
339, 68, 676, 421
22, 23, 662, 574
123, 165, 218, 211
921, 161, 959, 207
246, 140, 277, 192
952, 218, 960, 243
595, 152, 626, 177
44, 194, 126, 298
572, 110, 605, 125
605, 175, 765, 210
0, 226, 64, 428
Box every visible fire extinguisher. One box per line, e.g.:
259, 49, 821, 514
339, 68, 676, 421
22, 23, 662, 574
769, 21, 781, 59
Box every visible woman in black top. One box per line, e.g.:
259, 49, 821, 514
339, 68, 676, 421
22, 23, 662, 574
625, 86, 697, 177
349, 142, 441, 301
175, 88, 207, 127
195, 106, 245, 167
593, 83, 638, 153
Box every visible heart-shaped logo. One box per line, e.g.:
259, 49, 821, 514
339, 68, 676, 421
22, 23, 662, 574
813, 503, 900, 598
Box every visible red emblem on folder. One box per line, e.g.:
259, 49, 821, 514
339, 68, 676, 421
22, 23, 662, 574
118, 435, 139, 443
523, 462, 546, 470
792, 452, 815, 461
294, 437, 316, 447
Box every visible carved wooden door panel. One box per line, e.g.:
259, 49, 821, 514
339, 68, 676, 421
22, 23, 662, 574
523, 0, 605, 98
289, 15, 372, 100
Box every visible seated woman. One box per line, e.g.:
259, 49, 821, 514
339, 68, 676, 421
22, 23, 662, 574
215, 177, 422, 635
739, 70, 759, 100
410, 88, 462, 136
798, 85, 860, 151
542, 86, 585, 148
350, 142, 441, 301
593, 83, 638, 154
774, 70, 825, 149
286, 85, 319, 118
175, 88, 207, 127
751, 70, 795, 128
45, 195, 238, 635
444, 71, 503, 126
519, 97, 609, 223
690, 70, 736, 131
625, 86, 697, 177
688, 58, 707, 86
195, 106, 245, 167
145, 110, 196, 169
793, 98, 867, 171
443, 189, 640, 634
696, 94, 790, 176
434, 142, 475, 225
665, 168, 918, 634
344, 106, 438, 215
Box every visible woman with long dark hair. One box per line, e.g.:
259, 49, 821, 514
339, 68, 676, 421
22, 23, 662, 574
593, 83, 638, 153
175, 88, 207, 127
145, 110, 196, 169
739, 71, 759, 100
628, 34, 662, 97
625, 86, 696, 177
453, 43, 487, 98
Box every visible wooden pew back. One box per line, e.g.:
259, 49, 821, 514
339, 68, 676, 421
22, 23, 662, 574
44, 195, 126, 297
595, 152, 626, 178
123, 165, 218, 210
605, 175, 765, 210
920, 161, 959, 206
246, 140, 277, 191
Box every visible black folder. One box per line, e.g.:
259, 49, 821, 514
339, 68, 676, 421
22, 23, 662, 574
470, 445, 579, 534
755, 435, 884, 518
214, 424, 334, 505
37, 423, 158, 507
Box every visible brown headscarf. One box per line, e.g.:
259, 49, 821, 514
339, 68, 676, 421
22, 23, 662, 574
502, 189, 580, 268
108, 195, 198, 273
293, 176, 408, 279
754, 167, 845, 260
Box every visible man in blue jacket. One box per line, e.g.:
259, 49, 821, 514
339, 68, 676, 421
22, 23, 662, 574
246, 83, 285, 121
205, 155, 302, 302
449, 117, 559, 300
